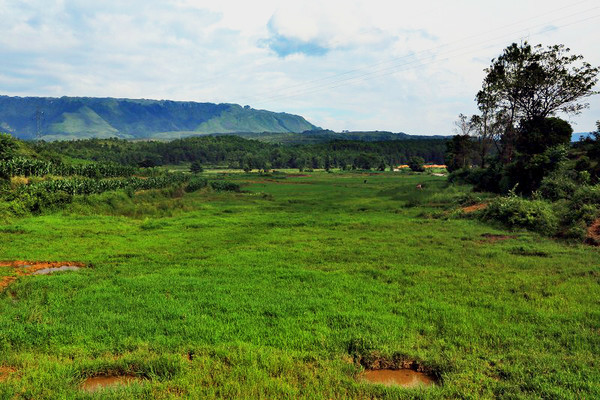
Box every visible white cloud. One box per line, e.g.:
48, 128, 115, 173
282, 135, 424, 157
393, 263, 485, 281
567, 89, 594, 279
0, 0, 598, 134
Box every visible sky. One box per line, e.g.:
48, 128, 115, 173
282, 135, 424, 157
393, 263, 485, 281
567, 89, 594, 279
0, 0, 599, 135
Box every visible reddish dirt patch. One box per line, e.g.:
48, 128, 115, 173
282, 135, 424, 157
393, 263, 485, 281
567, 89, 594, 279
480, 233, 517, 242
361, 369, 436, 388
587, 218, 600, 245
81, 375, 141, 392
0, 276, 17, 291
461, 203, 488, 213
0, 366, 16, 382
0, 261, 86, 291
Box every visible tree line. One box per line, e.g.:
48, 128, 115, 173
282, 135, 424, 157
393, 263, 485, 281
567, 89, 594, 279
33, 135, 448, 171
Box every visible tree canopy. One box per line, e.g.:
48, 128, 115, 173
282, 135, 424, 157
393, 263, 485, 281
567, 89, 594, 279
448, 42, 599, 194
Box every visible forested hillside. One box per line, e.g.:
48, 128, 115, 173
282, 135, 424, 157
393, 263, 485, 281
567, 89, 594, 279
0, 96, 318, 140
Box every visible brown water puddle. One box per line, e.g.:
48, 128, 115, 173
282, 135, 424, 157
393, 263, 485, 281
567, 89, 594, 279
81, 375, 141, 392
361, 369, 436, 388
0, 261, 86, 290
33, 266, 81, 275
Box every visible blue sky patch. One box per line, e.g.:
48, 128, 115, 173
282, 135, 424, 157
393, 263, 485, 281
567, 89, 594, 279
264, 34, 329, 57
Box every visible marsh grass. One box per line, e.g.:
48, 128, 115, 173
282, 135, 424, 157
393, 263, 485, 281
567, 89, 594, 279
0, 172, 598, 399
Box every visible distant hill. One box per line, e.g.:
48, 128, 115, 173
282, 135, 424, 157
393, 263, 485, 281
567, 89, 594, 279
572, 132, 593, 142
0, 95, 318, 141
209, 130, 448, 145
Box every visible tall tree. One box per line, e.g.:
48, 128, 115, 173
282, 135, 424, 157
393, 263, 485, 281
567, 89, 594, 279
445, 134, 474, 172
477, 42, 599, 162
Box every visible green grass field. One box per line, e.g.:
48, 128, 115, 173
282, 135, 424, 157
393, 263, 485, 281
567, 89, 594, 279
0, 172, 598, 399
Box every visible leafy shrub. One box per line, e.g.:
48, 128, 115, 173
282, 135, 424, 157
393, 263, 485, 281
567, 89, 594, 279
538, 173, 578, 201
190, 160, 203, 174
481, 195, 559, 234
408, 156, 425, 172
455, 192, 485, 206
18, 189, 73, 213
185, 177, 208, 193
210, 181, 240, 192
0, 133, 16, 162
562, 220, 589, 240
503, 145, 569, 195
448, 166, 503, 193
447, 168, 473, 184
570, 184, 600, 208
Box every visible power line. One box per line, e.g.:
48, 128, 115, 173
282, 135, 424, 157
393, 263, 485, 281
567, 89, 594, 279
237, 0, 597, 103
246, 9, 600, 106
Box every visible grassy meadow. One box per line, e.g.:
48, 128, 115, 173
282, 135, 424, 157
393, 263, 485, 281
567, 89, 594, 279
0, 171, 598, 399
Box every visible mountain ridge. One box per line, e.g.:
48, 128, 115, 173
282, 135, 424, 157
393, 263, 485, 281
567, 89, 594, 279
0, 95, 319, 140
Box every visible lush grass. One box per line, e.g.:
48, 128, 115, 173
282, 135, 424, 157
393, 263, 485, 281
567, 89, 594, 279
0, 172, 598, 399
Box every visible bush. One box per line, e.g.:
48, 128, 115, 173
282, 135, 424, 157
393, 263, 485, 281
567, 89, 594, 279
0, 133, 16, 161
185, 177, 208, 193
538, 173, 578, 201
210, 181, 240, 192
408, 156, 425, 172
190, 160, 204, 174
570, 184, 600, 208
447, 165, 504, 193
481, 195, 559, 234
447, 168, 473, 184
18, 189, 73, 213
455, 192, 485, 206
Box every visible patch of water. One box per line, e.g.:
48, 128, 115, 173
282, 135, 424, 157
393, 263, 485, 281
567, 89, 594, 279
361, 369, 435, 388
81, 375, 140, 392
33, 266, 81, 275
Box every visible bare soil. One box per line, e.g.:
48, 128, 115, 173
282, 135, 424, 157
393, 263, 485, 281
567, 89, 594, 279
0, 366, 16, 382
361, 368, 436, 388
0, 261, 86, 291
81, 375, 141, 392
461, 203, 488, 213
587, 218, 600, 245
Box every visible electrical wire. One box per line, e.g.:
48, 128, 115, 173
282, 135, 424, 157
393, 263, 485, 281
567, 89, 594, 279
245, 9, 600, 106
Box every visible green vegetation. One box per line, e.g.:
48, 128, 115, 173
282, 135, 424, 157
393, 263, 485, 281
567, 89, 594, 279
33, 136, 448, 170
446, 42, 599, 242
408, 156, 425, 172
1, 40, 598, 400
0, 96, 317, 141
0, 170, 598, 399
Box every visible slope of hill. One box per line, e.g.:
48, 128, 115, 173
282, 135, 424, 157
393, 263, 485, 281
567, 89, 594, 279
0, 95, 318, 140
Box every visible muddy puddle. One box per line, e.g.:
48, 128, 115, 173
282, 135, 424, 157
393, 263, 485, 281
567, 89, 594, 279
81, 375, 141, 392
33, 266, 81, 275
361, 368, 436, 388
